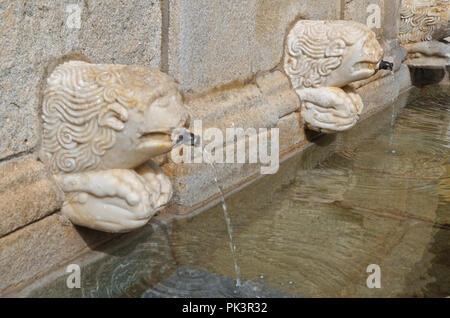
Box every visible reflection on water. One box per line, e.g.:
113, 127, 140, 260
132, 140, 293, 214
26, 86, 449, 298
166, 86, 449, 298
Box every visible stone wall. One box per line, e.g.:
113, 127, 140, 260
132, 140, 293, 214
0, 0, 412, 295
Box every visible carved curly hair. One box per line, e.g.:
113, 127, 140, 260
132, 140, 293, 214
284, 20, 371, 89
40, 61, 178, 174
399, 1, 442, 44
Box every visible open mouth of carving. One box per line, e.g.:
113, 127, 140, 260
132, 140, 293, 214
138, 130, 172, 148
352, 61, 376, 73
139, 131, 171, 139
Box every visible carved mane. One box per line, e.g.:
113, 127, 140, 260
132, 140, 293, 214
399, 1, 442, 44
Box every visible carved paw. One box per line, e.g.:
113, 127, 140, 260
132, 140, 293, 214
56, 169, 155, 233
297, 87, 364, 133
136, 160, 173, 210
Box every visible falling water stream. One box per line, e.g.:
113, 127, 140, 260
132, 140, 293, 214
203, 149, 242, 288
172, 128, 242, 287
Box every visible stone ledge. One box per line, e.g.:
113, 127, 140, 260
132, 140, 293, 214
0, 213, 116, 293
4, 220, 174, 298
0, 155, 64, 237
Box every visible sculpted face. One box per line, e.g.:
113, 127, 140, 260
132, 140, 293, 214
284, 20, 384, 90
322, 31, 383, 87
102, 84, 189, 169
41, 61, 189, 233
41, 61, 189, 174
284, 20, 386, 134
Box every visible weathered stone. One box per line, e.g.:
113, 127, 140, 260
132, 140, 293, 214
278, 113, 305, 154
186, 84, 278, 133
0, 155, 64, 237
343, 0, 385, 37
167, 0, 341, 94
343, 0, 402, 39
167, 0, 256, 94
185, 71, 300, 137
0, 0, 420, 296
165, 140, 274, 209
0, 213, 116, 293
165, 64, 411, 210
0, 0, 161, 159
383, 0, 401, 39
9, 221, 174, 298
256, 71, 300, 119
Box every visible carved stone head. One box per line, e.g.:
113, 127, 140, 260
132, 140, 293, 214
283, 20, 384, 134
40, 61, 189, 174
284, 20, 383, 89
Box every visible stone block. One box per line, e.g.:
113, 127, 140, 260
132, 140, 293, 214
10, 222, 174, 298
278, 112, 305, 154
255, 70, 300, 119
168, 0, 341, 94
0, 155, 64, 237
0, 214, 116, 293
343, 0, 385, 38
0, 0, 161, 159
343, 0, 401, 39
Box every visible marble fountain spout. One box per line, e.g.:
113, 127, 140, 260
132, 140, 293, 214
284, 20, 389, 133
40, 61, 192, 233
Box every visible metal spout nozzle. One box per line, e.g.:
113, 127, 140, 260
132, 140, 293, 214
172, 128, 200, 147
377, 60, 393, 71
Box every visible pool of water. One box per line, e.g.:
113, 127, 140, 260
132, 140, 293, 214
27, 85, 449, 298
149, 85, 449, 298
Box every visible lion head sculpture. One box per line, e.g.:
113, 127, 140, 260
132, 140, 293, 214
284, 20, 383, 89
284, 20, 384, 133
40, 61, 190, 233
41, 61, 189, 174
